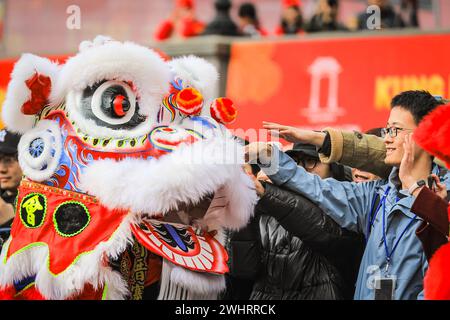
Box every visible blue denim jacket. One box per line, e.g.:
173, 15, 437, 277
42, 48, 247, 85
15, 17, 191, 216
264, 146, 450, 300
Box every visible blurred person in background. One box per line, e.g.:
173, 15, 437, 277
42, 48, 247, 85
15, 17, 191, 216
0, 129, 22, 250
400, 0, 419, 28
154, 0, 205, 41
306, 0, 348, 33
237, 2, 268, 37
356, 0, 405, 30
275, 0, 305, 36
202, 0, 240, 36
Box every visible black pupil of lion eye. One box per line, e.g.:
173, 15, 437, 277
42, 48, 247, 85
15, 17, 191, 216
101, 85, 131, 118
111, 95, 130, 117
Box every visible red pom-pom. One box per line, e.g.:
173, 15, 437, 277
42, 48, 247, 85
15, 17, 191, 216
154, 20, 174, 41
21, 72, 52, 115
176, 0, 194, 9
282, 0, 301, 8
425, 242, 450, 299
175, 87, 203, 116
0, 286, 16, 300
414, 104, 450, 168
210, 97, 237, 125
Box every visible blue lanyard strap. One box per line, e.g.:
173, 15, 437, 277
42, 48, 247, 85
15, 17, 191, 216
366, 187, 391, 242
381, 193, 417, 264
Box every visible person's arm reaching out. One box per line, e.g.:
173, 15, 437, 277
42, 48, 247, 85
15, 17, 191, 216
247, 142, 379, 234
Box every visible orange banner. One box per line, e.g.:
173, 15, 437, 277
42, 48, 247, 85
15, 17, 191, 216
226, 33, 450, 136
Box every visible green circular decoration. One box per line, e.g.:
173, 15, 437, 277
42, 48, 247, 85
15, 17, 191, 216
53, 201, 91, 237
19, 193, 47, 229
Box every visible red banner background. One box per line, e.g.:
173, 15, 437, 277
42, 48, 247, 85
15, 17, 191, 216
226, 33, 450, 137
0, 56, 68, 129
0, 58, 18, 128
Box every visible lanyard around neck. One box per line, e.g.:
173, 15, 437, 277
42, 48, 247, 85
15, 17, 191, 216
381, 192, 417, 270
366, 187, 391, 242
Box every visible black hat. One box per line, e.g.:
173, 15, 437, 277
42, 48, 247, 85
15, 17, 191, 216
0, 129, 21, 155
285, 142, 319, 159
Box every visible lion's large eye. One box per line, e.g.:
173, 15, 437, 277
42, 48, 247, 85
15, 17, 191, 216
80, 80, 145, 130
91, 81, 136, 124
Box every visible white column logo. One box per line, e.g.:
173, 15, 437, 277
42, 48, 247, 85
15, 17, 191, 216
303, 57, 345, 123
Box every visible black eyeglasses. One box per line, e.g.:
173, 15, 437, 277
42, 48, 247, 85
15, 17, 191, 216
380, 127, 413, 138
296, 158, 319, 170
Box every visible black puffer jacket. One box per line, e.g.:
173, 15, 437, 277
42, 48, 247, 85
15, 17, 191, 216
227, 182, 364, 300
0, 190, 18, 251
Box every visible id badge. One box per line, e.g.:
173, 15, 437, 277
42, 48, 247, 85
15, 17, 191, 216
374, 275, 396, 300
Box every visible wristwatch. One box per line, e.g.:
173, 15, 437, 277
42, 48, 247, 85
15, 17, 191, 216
408, 179, 426, 195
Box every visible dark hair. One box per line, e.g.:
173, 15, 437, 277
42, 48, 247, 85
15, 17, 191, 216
0, 152, 18, 160
327, 0, 339, 7
391, 90, 444, 124
239, 3, 256, 19
281, 5, 303, 34
239, 2, 259, 28
330, 163, 352, 182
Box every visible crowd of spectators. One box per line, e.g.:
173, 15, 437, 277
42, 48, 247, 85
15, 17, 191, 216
226, 90, 450, 300
154, 0, 420, 41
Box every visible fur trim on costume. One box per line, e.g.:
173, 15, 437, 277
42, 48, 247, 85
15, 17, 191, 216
424, 242, 450, 299
97, 265, 130, 300
198, 168, 258, 231
157, 260, 225, 300
79, 133, 257, 231
414, 104, 450, 168
18, 120, 63, 182
0, 214, 135, 300
51, 35, 170, 119
170, 264, 226, 295
2, 54, 61, 133
169, 56, 218, 109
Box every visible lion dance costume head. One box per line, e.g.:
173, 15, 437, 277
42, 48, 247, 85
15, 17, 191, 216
0, 36, 257, 300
